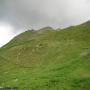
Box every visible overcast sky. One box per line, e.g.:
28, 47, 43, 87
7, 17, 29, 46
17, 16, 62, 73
0, 0, 90, 47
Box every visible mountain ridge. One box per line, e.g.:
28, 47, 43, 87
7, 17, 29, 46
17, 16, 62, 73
0, 20, 90, 90
1, 20, 90, 49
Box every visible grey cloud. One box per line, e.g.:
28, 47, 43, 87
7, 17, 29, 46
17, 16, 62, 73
0, 0, 90, 32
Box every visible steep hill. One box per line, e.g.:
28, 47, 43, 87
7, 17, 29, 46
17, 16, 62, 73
0, 21, 90, 90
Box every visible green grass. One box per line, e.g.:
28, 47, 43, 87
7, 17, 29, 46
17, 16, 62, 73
0, 21, 90, 90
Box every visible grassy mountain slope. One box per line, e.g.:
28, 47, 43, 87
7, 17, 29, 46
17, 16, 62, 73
0, 21, 90, 90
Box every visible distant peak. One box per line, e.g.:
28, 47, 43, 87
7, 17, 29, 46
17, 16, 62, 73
81, 20, 90, 25
39, 26, 54, 30
27, 29, 35, 32
86, 20, 90, 23
84, 20, 90, 24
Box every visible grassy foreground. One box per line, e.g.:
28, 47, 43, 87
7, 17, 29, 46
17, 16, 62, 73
0, 21, 90, 90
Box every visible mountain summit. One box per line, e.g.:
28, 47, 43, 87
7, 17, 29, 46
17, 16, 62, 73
0, 21, 90, 90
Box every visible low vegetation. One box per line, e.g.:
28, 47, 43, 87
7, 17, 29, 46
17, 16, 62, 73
0, 21, 90, 90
